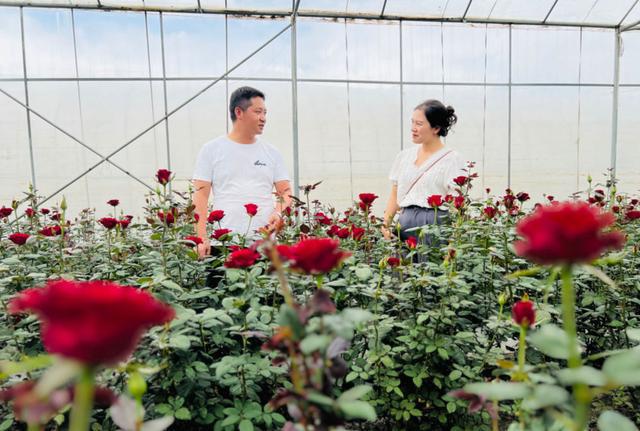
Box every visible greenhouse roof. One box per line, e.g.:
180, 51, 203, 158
1, 0, 639, 30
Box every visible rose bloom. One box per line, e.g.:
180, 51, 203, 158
454, 195, 465, 209
405, 237, 418, 249
278, 238, 350, 274
444, 194, 454, 203
315, 212, 332, 226
99, 217, 119, 230
483, 206, 497, 220
9, 233, 30, 245
212, 228, 232, 240
326, 225, 340, 237
514, 201, 625, 265
626, 210, 640, 221
155, 169, 172, 185
453, 176, 469, 187
512, 297, 536, 328
107, 199, 120, 207
9, 280, 174, 365
387, 256, 401, 267
358, 193, 378, 210
24, 208, 36, 218
0, 207, 13, 218
40, 208, 50, 215
224, 248, 260, 268
39, 226, 62, 237
208, 210, 225, 223
427, 195, 443, 208
118, 218, 131, 229
350, 226, 365, 241
516, 192, 530, 202
244, 203, 258, 217
336, 227, 350, 239
184, 235, 203, 245
503, 194, 516, 209
157, 210, 175, 225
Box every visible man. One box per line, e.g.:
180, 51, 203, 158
192, 86, 292, 258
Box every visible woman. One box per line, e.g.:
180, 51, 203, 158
382, 99, 465, 243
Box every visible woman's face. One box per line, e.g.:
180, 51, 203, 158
411, 109, 439, 144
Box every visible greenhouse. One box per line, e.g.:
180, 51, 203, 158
0, 1, 639, 430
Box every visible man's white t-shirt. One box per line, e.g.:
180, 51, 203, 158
193, 136, 289, 236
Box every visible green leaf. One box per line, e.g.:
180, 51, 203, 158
338, 400, 377, 421
0, 419, 14, 431
355, 266, 373, 281
449, 370, 462, 381
557, 366, 607, 386
342, 308, 373, 324
161, 279, 183, 291
220, 415, 240, 427
446, 402, 456, 413
169, 335, 191, 350
338, 385, 372, 402
528, 324, 572, 359
174, 407, 191, 420
278, 305, 305, 341
306, 391, 334, 407
597, 411, 638, 431
465, 382, 530, 401
300, 335, 332, 354
239, 419, 254, 431
521, 384, 569, 410
603, 349, 640, 386
626, 328, 640, 343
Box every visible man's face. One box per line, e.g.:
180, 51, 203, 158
236, 97, 266, 135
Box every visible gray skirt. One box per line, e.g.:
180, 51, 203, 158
398, 205, 448, 245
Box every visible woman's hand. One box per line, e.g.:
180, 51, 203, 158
381, 225, 392, 240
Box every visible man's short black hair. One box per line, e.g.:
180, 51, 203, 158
229, 86, 265, 122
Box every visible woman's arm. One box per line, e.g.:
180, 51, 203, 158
382, 184, 399, 239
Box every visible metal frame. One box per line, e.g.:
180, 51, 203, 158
1, 0, 639, 206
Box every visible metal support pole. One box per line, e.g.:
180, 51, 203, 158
507, 24, 512, 187
19, 7, 37, 191
610, 28, 621, 179
399, 20, 404, 150
159, 12, 171, 175
291, 0, 300, 193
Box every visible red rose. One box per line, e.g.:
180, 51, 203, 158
350, 225, 365, 240
118, 218, 131, 229
212, 228, 232, 240
315, 212, 332, 226
326, 225, 340, 237
184, 235, 203, 245
483, 206, 497, 220
244, 203, 258, 217
405, 237, 418, 249
516, 192, 530, 202
503, 194, 516, 209
9, 233, 30, 245
155, 169, 172, 185
427, 195, 443, 208
546, 195, 555, 202
514, 201, 625, 265
24, 208, 36, 218
611, 205, 620, 214
512, 297, 536, 327
50, 213, 61, 221
444, 194, 454, 203
454, 195, 465, 209
99, 217, 119, 230
39, 226, 62, 237
278, 238, 350, 274
224, 248, 260, 268
358, 193, 378, 210
387, 256, 400, 267
40, 208, 50, 215
8, 280, 174, 365
0, 207, 13, 218
336, 227, 350, 239
157, 210, 175, 225
107, 199, 120, 207
630, 199, 639, 207
626, 210, 640, 220
453, 176, 468, 187
208, 210, 225, 223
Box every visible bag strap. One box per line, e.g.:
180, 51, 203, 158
402, 150, 453, 200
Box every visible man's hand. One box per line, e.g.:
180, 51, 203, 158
197, 238, 211, 259
381, 226, 392, 240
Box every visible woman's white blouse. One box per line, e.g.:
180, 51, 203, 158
389, 146, 466, 208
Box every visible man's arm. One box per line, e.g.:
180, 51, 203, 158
193, 179, 212, 257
